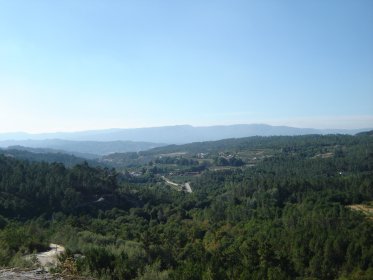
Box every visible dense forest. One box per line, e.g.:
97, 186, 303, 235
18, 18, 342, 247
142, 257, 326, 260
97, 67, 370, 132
0, 133, 372, 279
0, 147, 95, 167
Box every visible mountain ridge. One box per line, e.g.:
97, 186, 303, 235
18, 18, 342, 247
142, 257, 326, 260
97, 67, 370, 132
0, 139, 166, 158
0, 124, 370, 144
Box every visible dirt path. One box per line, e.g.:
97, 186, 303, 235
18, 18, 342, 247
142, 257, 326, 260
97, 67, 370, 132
36, 244, 65, 269
161, 176, 192, 193
25, 243, 65, 271
161, 176, 179, 187
184, 182, 192, 193
348, 204, 373, 220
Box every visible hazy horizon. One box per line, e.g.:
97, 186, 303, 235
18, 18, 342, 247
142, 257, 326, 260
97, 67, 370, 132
0, 123, 371, 137
1, 118, 373, 134
1, 1, 372, 133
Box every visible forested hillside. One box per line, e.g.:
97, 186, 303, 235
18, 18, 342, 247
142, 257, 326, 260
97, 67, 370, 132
0, 148, 98, 167
0, 134, 372, 279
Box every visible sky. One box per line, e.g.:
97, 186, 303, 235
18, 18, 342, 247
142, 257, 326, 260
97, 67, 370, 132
0, 0, 372, 133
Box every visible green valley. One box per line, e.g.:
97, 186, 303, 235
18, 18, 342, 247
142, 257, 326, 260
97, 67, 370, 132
0, 133, 372, 279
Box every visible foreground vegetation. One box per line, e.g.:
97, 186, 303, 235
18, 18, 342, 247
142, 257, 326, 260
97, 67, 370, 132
0, 133, 372, 279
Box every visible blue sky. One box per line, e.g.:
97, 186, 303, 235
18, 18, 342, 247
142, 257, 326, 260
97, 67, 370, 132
0, 0, 372, 132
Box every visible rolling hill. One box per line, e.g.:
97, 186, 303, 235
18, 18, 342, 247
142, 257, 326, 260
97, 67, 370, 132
0, 139, 166, 158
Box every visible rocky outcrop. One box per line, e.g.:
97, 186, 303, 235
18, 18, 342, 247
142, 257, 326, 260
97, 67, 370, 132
0, 268, 63, 279
0, 268, 92, 280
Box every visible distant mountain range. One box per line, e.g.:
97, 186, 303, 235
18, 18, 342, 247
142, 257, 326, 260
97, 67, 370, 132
0, 140, 165, 158
0, 124, 370, 145
0, 125, 370, 158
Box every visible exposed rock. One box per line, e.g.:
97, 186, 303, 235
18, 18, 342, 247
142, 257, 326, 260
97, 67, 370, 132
0, 268, 63, 279
0, 268, 93, 280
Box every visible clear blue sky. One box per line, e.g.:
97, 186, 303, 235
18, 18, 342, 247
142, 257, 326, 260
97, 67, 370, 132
0, 0, 372, 132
